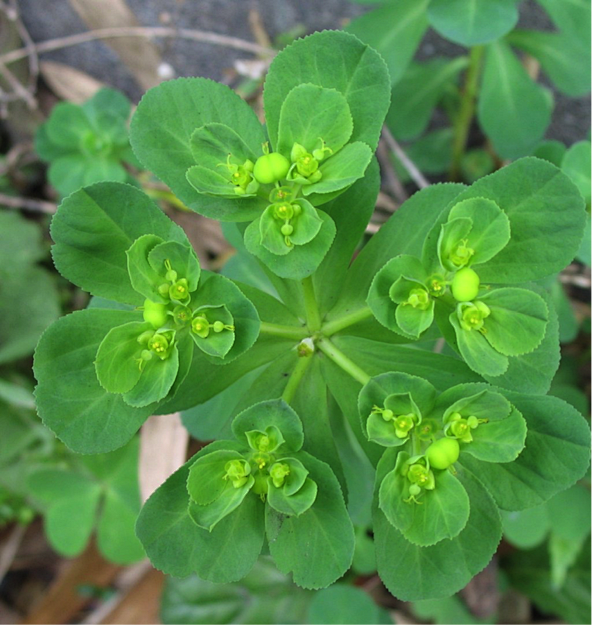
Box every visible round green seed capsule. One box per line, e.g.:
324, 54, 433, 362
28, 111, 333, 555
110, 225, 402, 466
451, 267, 480, 302
425, 437, 460, 470
281, 223, 294, 236
143, 299, 168, 329
253, 153, 290, 184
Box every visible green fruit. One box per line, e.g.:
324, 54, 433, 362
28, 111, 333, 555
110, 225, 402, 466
425, 437, 460, 470
253, 153, 290, 184
143, 299, 168, 329
451, 267, 480, 302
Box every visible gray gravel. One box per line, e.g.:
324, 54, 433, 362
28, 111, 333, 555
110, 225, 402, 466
18, 0, 590, 145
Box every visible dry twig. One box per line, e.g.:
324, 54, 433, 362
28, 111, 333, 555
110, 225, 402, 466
0, 192, 57, 213
0, 25, 274, 68
0, 523, 26, 584
382, 126, 430, 190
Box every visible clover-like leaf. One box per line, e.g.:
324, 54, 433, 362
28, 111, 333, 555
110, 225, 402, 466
367, 254, 435, 339
95, 320, 150, 394
276, 84, 353, 157
478, 288, 548, 356
189, 478, 255, 531
232, 399, 304, 453
358, 372, 437, 441
122, 342, 180, 408
187, 449, 246, 506
266, 451, 354, 589
190, 304, 236, 358
189, 273, 260, 364
267, 457, 318, 517
244, 209, 336, 280
379, 449, 470, 546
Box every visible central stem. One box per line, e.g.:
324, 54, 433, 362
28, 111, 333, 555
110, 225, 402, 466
301, 276, 322, 332
317, 337, 371, 386
322, 306, 374, 336
282, 354, 313, 403
450, 45, 485, 181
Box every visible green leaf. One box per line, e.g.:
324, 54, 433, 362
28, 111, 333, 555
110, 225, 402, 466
232, 399, 304, 453
136, 448, 265, 582
0, 210, 45, 267
44, 102, 92, 148
190, 272, 260, 364
368, 254, 432, 339
260, 199, 322, 255
83, 87, 131, 123
331, 184, 465, 315
305, 142, 373, 199
428, 0, 519, 46
187, 449, 246, 505
508, 30, 591, 97
532, 139, 567, 167
191, 304, 235, 358
28, 470, 101, 556
0, 267, 60, 365
264, 31, 390, 151
28, 439, 144, 563
501, 504, 550, 549
479, 287, 548, 356
460, 393, 591, 510
562, 140, 591, 210
266, 451, 354, 589
345, 0, 429, 85
190, 123, 257, 173
359, 372, 437, 440
130, 78, 267, 221
447, 158, 587, 283
244, 210, 336, 280
189, 478, 255, 531
374, 466, 501, 601
122, 343, 180, 407
268, 475, 318, 517
149, 240, 201, 292
290, 357, 346, 493
126, 234, 168, 302
160, 557, 312, 625
51, 182, 187, 305
449, 313, 509, 377
387, 58, 467, 141
276, 84, 353, 156
478, 41, 552, 159
379, 450, 470, 546
34, 309, 153, 453
412, 596, 495, 625
505, 538, 591, 625
445, 197, 511, 268
95, 321, 149, 393
536, 0, 591, 43
482, 284, 560, 394
313, 158, 380, 315
308, 584, 392, 624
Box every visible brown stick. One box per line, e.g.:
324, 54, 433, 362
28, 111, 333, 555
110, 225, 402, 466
382, 126, 430, 190
0, 26, 274, 68
0, 192, 57, 213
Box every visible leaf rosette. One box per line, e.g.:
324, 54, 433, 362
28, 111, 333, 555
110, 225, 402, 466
34, 182, 260, 453
137, 399, 354, 589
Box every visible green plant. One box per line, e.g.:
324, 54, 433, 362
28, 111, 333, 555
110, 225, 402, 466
346, 0, 590, 180
35, 88, 140, 196
33, 31, 590, 601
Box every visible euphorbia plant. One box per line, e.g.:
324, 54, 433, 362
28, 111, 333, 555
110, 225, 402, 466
34, 31, 590, 599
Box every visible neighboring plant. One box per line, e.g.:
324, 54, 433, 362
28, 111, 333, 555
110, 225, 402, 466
346, 0, 591, 179
33, 31, 590, 601
0, 211, 59, 366
35, 88, 140, 196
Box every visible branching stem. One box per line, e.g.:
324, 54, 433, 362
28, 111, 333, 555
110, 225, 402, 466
282, 354, 313, 403
259, 321, 308, 340
322, 306, 374, 337
317, 338, 371, 386
450, 45, 485, 181
302, 276, 322, 332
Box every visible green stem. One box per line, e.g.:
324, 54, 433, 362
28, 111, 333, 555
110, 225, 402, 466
450, 45, 485, 181
322, 306, 374, 337
301, 276, 322, 332
317, 338, 371, 386
259, 321, 308, 340
413, 435, 421, 456
282, 354, 313, 403
144, 188, 189, 212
